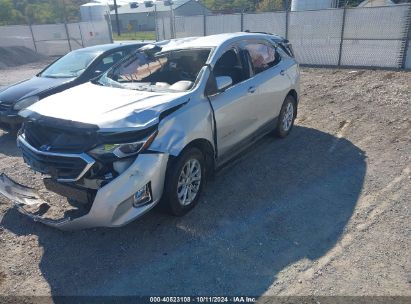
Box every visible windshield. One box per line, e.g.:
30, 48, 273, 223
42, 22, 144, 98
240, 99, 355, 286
99, 48, 211, 92
40, 51, 97, 78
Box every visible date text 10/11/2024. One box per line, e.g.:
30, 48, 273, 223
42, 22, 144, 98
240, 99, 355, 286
149, 297, 257, 303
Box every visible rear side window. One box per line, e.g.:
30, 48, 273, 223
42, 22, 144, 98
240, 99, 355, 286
244, 43, 279, 74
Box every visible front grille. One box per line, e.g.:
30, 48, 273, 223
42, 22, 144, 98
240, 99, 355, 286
24, 122, 97, 153
18, 135, 95, 182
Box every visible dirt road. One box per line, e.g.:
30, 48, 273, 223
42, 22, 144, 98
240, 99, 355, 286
0, 63, 410, 298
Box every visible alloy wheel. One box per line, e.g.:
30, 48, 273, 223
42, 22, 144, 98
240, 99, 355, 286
177, 159, 202, 206
282, 102, 294, 132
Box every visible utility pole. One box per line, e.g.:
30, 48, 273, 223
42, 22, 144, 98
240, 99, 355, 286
114, 0, 121, 36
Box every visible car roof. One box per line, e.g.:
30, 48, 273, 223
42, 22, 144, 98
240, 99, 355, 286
73, 42, 144, 54
158, 32, 278, 51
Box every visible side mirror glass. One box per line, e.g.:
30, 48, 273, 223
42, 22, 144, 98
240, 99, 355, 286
215, 76, 232, 92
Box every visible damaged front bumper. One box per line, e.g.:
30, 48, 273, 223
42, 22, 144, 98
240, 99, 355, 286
0, 153, 168, 230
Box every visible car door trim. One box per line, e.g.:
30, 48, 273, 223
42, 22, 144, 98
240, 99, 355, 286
216, 116, 278, 168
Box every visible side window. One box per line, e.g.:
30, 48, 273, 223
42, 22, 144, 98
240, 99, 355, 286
244, 43, 279, 74
213, 48, 248, 86
92, 51, 125, 74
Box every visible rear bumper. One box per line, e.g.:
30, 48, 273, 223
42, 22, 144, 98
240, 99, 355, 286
0, 153, 169, 230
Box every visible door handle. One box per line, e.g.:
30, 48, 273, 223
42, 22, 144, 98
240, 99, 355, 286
248, 86, 256, 93
280, 70, 286, 76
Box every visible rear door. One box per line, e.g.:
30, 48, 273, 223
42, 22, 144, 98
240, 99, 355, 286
240, 40, 292, 130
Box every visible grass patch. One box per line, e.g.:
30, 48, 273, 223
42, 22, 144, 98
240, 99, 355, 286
113, 31, 156, 41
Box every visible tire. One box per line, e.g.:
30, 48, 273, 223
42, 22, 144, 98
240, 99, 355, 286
275, 95, 297, 138
162, 147, 205, 216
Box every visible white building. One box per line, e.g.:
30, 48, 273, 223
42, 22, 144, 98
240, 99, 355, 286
358, 0, 396, 7
110, 0, 210, 32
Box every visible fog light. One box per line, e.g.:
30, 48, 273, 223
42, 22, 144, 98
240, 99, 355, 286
133, 183, 152, 207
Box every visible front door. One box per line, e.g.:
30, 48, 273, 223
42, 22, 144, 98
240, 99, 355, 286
209, 47, 260, 161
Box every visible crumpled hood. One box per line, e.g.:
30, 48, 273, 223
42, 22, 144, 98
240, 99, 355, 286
22, 82, 190, 130
0, 76, 74, 104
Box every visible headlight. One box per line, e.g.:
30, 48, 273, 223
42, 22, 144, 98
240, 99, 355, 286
13, 96, 39, 110
89, 131, 158, 160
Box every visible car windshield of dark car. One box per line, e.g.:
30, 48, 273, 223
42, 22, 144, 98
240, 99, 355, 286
40, 51, 97, 78
99, 48, 211, 92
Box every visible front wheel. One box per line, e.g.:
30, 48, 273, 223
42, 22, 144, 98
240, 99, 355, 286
275, 95, 297, 138
163, 147, 205, 216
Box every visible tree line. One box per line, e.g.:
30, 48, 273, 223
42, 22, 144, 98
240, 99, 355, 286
0, 0, 88, 25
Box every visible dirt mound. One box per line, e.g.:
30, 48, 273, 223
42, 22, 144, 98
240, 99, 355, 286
0, 46, 46, 69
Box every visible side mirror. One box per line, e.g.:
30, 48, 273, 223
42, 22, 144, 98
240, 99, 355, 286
215, 76, 232, 92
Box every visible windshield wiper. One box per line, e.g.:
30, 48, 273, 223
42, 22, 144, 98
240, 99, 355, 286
42, 74, 75, 78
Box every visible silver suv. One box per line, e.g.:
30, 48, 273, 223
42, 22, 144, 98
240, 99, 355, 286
0, 33, 300, 230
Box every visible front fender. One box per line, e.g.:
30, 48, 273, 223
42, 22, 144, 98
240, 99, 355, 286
149, 98, 215, 157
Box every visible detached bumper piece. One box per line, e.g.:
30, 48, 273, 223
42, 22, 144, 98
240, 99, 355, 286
0, 174, 75, 226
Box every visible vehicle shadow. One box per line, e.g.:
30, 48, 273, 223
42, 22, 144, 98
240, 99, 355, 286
1, 126, 366, 297
0, 131, 20, 157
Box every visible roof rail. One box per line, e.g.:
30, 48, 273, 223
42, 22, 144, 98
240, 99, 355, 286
244, 30, 274, 35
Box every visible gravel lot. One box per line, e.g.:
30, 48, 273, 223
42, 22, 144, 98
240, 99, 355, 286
0, 62, 410, 298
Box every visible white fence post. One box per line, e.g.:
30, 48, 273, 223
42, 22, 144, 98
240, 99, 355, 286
28, 23, 38, 53
400, 5, 411, 69
285, 9, 289, 39
203, 13, 207, 36
63, 22, 72, 51
78, 23, 85, 47
338, 7, 347, 67
105, 14, 114, 43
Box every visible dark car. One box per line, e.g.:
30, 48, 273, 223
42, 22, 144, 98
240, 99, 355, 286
0, 42, 145, 133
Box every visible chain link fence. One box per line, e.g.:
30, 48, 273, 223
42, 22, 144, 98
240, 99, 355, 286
0, 19, 113, 56
157, 4, 411, 70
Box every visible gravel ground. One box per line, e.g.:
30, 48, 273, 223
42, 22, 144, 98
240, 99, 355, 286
0, 47, 47, 69
0, 59, 54, 89
0, 63, 410, 299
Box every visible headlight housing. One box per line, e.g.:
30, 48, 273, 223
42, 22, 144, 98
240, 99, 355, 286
89, 131, 158, 160
13, 96, 39, 111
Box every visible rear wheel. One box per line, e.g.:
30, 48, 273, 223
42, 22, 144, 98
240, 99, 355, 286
163, 147, 205, 216
275, 95, 297, 138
